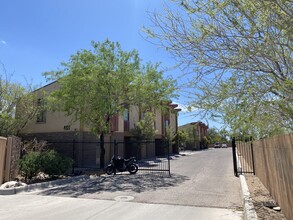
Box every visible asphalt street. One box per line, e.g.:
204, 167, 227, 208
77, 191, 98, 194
0, 148, 243, 219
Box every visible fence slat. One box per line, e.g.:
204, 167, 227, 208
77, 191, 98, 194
238, 133, 293, 220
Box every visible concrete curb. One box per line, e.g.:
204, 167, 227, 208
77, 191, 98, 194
0, 175, 90, 195
240, 174, 258, 220
236, 147, 258, 220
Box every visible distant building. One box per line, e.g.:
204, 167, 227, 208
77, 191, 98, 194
179, 122, 208, 150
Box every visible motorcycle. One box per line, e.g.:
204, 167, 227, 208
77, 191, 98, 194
105, 155, 138, 175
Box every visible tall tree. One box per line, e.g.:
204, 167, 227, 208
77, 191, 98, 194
44, 39, 177, 168
144, 0, 293, 138
0, 64, 39, 136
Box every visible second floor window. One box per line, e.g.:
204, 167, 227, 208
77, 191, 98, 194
36, 99, 46, 123
123, 108, 129, 121
124, 108, 130, 131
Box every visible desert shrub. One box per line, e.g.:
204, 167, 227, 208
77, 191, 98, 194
18, 149, 73, 180
18, 151, 42, 181
40, 150, 73, 177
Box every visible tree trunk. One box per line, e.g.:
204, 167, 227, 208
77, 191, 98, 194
99, 132, 105, 169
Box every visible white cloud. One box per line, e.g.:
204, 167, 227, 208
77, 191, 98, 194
172, 102, 197, 112
1, 40, 7, 44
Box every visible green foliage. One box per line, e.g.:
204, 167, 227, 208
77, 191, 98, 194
207, 127, 228, 144
18, 150, 73, 180
131, 112, 156, 140
145, 0, 293, 138
176, 130, 189, 146
165, 126, 176, 145
18, 151, 42, 180
40, 150, 73, 177
0, 65, 39, 136
179, 123, 201, 149
44, 39, 177, 136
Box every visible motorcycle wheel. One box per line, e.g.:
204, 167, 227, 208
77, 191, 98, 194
105, 165, 114, 175
127, 164, 138, 174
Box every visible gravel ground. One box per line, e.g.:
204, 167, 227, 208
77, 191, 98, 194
245, 175, 287, 220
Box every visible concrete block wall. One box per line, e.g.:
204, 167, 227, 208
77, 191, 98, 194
5, 136, 21, 182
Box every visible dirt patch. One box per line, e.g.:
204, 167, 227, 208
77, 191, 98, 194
245, 175, 287, 220
15, 169, 104, 185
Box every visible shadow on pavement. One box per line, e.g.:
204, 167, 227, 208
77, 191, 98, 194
36, 173, 189, 198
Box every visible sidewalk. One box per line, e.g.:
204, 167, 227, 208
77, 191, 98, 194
0, 194, 242, 220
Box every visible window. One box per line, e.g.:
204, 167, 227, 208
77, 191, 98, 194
124, 108, 130, 131
123, 108, 129, 121
64, 125, 70, 130
165, 119, 169, 128
36, 99, 46, 123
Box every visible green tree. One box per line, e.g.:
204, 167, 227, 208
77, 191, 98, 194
144, 0, 293, 138
131, 112, 156, 141
0, 63, 39, 136
44, 40, 177, 168
187, 125, 196, 145
176, 130, 189, 150
207, 127, 228, 144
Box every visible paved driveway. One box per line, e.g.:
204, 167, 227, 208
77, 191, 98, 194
26, 148, 242, 210
0, 148, 243, 220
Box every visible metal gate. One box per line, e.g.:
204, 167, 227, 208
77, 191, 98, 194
115, 140, 171, 176
43, 139, 171, 176
232, 137, 255, 177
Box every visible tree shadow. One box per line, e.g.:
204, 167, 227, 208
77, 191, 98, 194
36, 173, 189, 198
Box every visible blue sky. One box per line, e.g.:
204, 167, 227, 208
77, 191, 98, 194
0, 0, 220, 128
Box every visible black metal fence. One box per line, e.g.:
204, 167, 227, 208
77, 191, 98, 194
232, 137, 255, 177
47, 139, 171, 175
116, 140, 171, 175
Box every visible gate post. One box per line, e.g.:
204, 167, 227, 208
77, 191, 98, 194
250, 137, 256, 175
114, 140, 118, 158
232, 137, 238, 177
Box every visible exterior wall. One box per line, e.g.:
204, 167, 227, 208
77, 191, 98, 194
117, 113, 124, 132
169, 111, 177, 134
155, 108, 162, 135
23, 111, 80, 134
21, 81, 81, 134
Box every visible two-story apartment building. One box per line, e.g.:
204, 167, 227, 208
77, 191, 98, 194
179, 121, 208, 150
20, 81, 181, 168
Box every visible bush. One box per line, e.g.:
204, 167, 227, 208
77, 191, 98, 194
40, 150, 73, 177
18, 149, 73, 180
18, 151, 42, 181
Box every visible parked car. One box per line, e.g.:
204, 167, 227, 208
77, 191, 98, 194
214, 142, 221, 148
222, 143, 227, 148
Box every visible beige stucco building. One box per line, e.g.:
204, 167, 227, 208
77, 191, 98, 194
21, 81, 181, 168
179, 122, 209, 150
